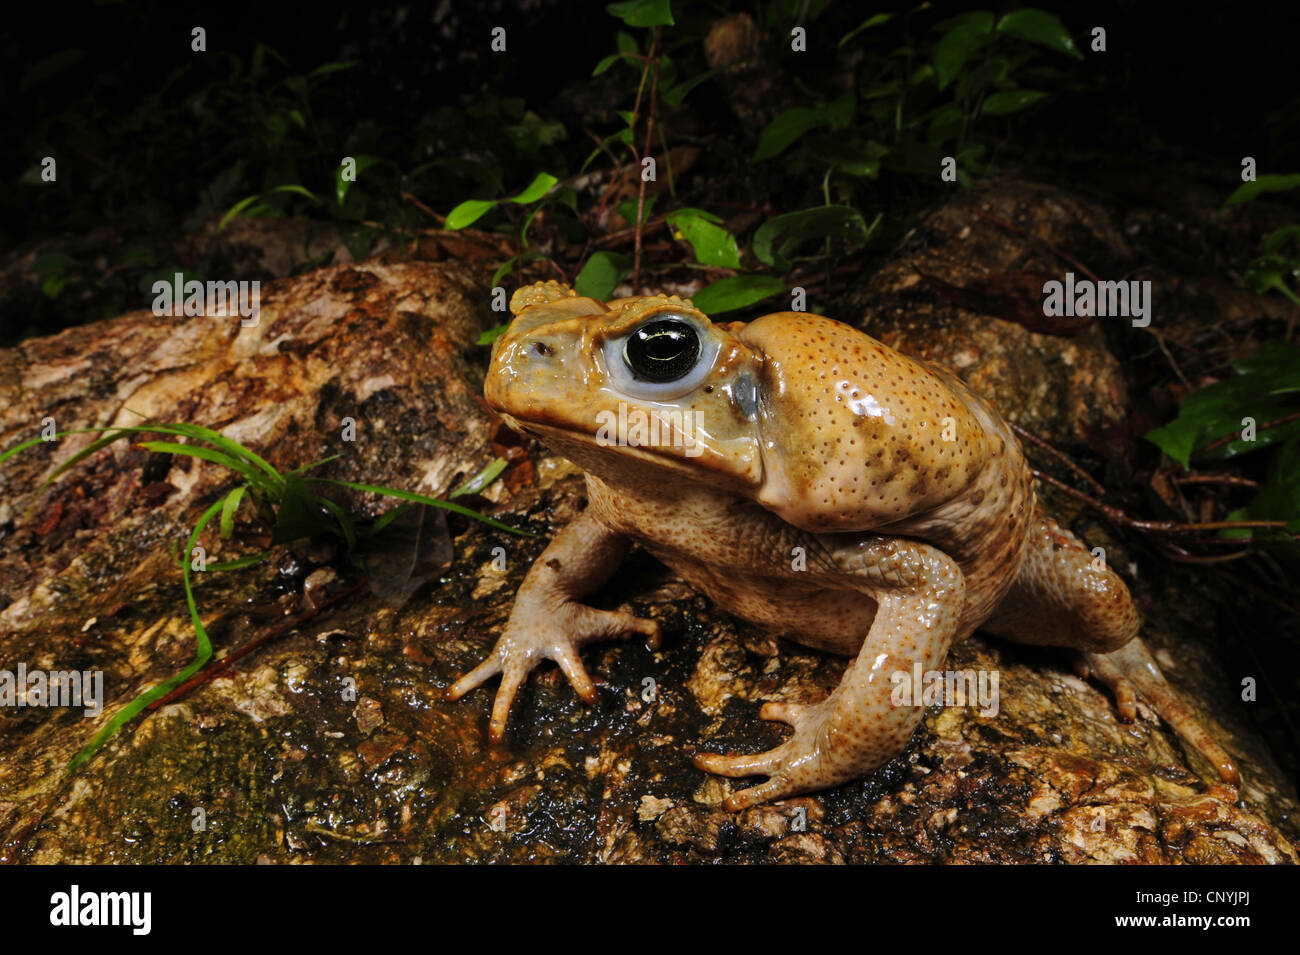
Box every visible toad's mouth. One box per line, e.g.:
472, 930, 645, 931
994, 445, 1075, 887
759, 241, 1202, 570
495, 410, 765, 489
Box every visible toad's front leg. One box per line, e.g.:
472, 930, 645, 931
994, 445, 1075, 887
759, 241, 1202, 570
695, 538, 965, 810
448, 510, 660, 741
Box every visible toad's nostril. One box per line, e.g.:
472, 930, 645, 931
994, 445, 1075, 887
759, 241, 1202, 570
532, 341, 552, 357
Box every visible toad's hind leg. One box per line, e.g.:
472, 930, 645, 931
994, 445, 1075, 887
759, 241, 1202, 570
695, 537, 964, 811
983, 513, 1239, 785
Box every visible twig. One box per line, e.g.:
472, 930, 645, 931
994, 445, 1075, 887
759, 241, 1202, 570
1031, 469, 1288, 533
1149, 328, 1192, 389
1172, 473, 1260, 488
400, 192, 445, 225
1149, 539, 1252, 563
632, 28, 662, 291
1009, 422, 1107, 496
969, 206, 1099, 282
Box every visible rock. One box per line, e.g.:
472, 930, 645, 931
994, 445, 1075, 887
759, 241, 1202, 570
850, 179, 1136, 455
1, 209, 1295, 863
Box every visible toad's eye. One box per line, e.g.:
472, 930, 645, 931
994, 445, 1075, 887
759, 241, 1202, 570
623, 319, 700, 382
602, 313, 718, 400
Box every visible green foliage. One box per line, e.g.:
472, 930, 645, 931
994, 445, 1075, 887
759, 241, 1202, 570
692, 275, 787, 313
1246, 226, 1300, 308
1224, 173, 1300, 207
1226, 175, 1300, 307
2, 420, 526, 772
666, 209, 741, 268
1145, 344, 1300, 467
576, 252, 634, 300
445, 173, 559, 230
753, 206, 875, 270
1145, 343, 1300, 542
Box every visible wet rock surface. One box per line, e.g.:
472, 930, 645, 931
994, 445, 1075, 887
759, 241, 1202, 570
1, 195, 1296, 864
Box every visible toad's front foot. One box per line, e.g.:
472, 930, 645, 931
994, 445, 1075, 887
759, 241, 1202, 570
448, 598, 659, 743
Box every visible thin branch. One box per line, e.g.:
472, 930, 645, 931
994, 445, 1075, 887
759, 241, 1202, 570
633, 27, 662, 291
1172, 473, 1260, 488
1031, 469, 1289, 533
968, 206, 1099, 282
1009, 421, 1107, 496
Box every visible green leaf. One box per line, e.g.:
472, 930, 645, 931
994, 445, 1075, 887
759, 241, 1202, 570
840, 13, 895, 47
593, 52, 631, 76
996, 9, 1083, 59
981, 89, 1049, 115
934, 18, 993, 90
445, 198, 497, 230
1144, 343, 1300, 466
1229, 438, 1300, 536
754, 106, 830, 161
1245, 257, 1300, 307
575, 251, 633, 300
307, 59, 359, 79
317, 495, 358, 554
1224, 173, 1300, 207
752, 206, 870, 269
934, 11, 997, 33
270, 183, 321, 203
490, 251, 545, 288
508, 172, 558, 205
450, 458, 508, 498
691, 276, 787, 314
667, 209, 741, 269
335, 154, 382, 206
826, 92, 856, 129
1265, 225, 1300, 254
607, 0, 674, 27
152, 422, 283, 491
271, 473, 336, 546
21, 48, 86, 93
663, 67, 725, 106
616, 195, 657, 223
206, 551, 271, 571
217, 195, 260, 231
477, 324, 509, 346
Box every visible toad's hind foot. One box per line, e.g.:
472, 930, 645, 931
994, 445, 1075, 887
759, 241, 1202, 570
1083, 638, 1240, 786
693, 700, 837, 811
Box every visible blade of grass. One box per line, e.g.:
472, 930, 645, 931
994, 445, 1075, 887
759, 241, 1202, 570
207, 551, 271, 571
67, 498, 224, 773
309, 478, 535, 537
219, 485, 248, 539
449, 457, 507, 498
316, 495, 358, 553
288, 453, 344, 475
154, 422, 284, 491
138, 442, 278, 496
